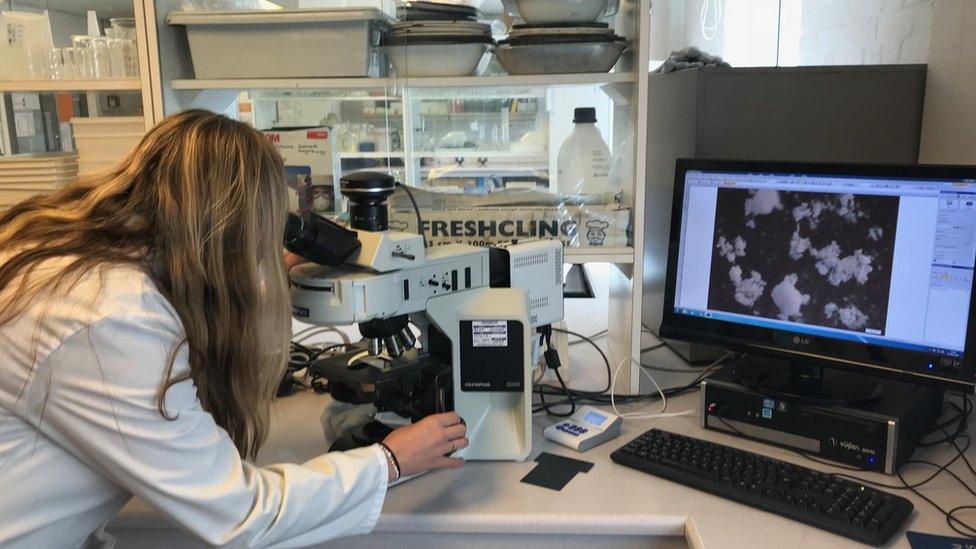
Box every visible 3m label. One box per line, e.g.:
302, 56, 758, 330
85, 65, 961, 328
472, 320, 508, 347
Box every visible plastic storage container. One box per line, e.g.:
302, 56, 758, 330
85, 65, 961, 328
0, 11, 55, 80
0, 153, 78, 210
167, 9, 393, 79
556, 107, 613, 196
71, 116, 145, 134
298, 0, 397, 18
71, 117, 145, 172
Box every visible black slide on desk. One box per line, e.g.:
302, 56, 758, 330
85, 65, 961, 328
611, 429, 914, 546
521, 452, 594, 491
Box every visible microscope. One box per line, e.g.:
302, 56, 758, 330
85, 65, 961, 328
285, 172, 564, 461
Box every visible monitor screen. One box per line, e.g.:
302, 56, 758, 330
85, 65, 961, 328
662, 160, 976, 389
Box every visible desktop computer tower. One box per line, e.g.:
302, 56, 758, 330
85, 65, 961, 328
700, 365, 943, 474
641, 65, 927, 375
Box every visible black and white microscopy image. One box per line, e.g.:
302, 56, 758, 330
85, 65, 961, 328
706, 188, 900, 334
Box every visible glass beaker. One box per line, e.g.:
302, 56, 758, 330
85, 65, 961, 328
48, 48, 65, 80
71, 35, 94, 78
62, 47, 84, 80
108, 38, 126, 78
122, 39, 139, 77
89, 37, 112, 79
109, 17, 137, 41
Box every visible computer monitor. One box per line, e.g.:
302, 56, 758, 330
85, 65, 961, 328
661, 159, 976, 393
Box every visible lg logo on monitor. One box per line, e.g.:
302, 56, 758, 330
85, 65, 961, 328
793, 335, 812, 346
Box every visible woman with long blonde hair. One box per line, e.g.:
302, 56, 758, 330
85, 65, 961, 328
0, 110, 466, 548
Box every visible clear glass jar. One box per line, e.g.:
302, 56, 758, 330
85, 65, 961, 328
48, 47, 65, 80
71, 35, 94, 78
109, 17, 137, 41
62, 47, 85, 80
122, 39, 139, 77
89, 37, 112, 79
108, 38, 127, 78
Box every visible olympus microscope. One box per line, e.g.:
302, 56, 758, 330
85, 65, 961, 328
285, 172, 563, 461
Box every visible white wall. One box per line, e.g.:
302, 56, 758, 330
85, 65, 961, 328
721, 0, 780, 66
918, 0, 976, 164
649, 0, 934, 68
649, 0, 731, 64
796, 0, 933, 65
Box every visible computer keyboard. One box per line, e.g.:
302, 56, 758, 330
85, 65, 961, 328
610, 429, 914, 546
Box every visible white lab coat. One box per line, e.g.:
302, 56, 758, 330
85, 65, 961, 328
0, 259, 388, 548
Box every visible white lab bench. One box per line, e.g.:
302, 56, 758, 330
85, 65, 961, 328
108, 387, 976, 548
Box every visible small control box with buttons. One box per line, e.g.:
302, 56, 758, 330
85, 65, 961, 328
543, 406, 622, 452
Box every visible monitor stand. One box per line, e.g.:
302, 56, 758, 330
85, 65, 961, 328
730, 354, 884, 406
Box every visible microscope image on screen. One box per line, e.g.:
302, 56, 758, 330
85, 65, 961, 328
706, 188, 900, 334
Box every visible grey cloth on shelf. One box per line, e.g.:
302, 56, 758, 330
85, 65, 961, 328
653, 46, 731, 73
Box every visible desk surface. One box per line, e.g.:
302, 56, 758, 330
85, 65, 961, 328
113, 388, 976, 548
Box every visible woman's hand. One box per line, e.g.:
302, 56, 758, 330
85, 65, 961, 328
284, 251, 306, 270
382, 412, 468, 480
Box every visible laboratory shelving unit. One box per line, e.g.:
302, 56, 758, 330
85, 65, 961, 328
139, 0, 653, 394
0, 78, 142, 92
0, 0, 156, 133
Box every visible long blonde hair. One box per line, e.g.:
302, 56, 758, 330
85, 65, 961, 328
0, 110, 291, 458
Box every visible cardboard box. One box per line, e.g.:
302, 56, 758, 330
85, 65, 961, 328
264, 127, 336, 213
389, 205, 630, 248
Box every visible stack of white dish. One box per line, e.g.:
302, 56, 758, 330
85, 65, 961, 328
71, 116, 145, 175
0, 153, 78, 210
504, 0, 618, 25
383, 1, 494, 77
496, 0, 626, 75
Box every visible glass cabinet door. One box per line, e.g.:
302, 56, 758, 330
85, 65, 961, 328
406, 88, 549, 193
246, 89, 406, 217
0, 0, 144, 158
332, 95, 406, 190
0, 0, 147, 212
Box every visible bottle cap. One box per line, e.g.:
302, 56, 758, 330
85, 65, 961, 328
573, 107, 597, 124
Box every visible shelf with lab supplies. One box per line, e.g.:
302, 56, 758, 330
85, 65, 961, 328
0, 79, 143, 92
149, 0, 652, 396
564, 246, 634, 264
419, 166, 545, 175
345, 112, 538, 125
338, 152, 406, 159
169, 72, 636, 93
327, 95, 400, 103
405, 72, 636, 89
415, 150, 548, 159
411, 111, 538, 120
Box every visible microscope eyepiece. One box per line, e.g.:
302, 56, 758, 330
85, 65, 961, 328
284, 211, 362, 267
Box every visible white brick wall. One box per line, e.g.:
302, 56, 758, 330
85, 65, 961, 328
919, 0, 976, 163
798, 0, 933, 65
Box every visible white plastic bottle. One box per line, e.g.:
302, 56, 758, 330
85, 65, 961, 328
557, 108, 613, 196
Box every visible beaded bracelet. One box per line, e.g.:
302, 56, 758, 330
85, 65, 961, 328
377, 442, 401, 484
